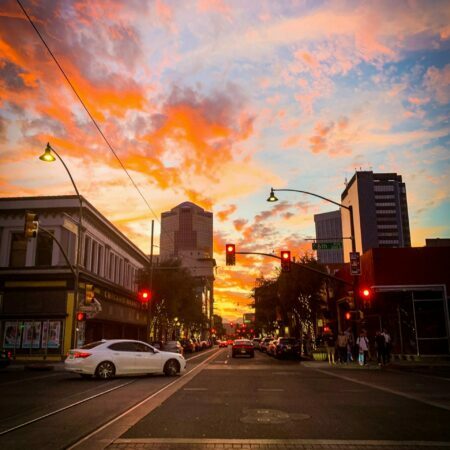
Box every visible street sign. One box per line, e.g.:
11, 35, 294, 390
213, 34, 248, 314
349, 252, 361, 275
312, 242, 343, 250
79, 299, 102, 319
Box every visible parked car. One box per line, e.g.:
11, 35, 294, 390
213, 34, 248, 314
252, 338, 261, 348
267, 339, 278, 356
273, 337, 301, 359
232, 339, 255, 358
260, 337, 273, 353
162, 340, 183, 355
180, 339, 195, 353
0, 349, 11, 369
192, 338, 201, 352
65, 339, 186, 379
226, 339, 234, 346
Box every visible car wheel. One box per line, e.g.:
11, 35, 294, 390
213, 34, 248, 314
95, 361, 116, 379
164, 359, 180, 376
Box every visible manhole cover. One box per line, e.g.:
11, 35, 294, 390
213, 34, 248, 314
240, 408, 310, 424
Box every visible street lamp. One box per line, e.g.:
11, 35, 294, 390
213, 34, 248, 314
267, 187, 356, 253
39, 143, 83, 349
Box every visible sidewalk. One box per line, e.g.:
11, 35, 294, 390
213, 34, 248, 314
5, 359, 65, 371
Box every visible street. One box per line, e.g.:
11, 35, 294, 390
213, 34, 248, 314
1, 347, 450, 450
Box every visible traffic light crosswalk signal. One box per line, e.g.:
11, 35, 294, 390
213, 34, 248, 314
226, 244, 236, 266
24, 212, 39, 238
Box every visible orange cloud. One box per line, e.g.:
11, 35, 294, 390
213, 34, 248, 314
217, 204, 237, 221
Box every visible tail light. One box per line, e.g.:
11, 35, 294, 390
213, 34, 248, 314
73, 351, 92, 358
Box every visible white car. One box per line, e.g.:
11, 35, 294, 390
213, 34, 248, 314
65, 339, 186, 379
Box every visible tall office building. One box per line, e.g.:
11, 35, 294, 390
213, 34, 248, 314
341, 171, 411, 262
160, 202, 214, 328
314, 210, 344, 264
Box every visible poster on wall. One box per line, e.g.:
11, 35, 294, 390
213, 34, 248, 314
22, 321, 42, 349
3, 321, 22, 348
42, 321, 61, 348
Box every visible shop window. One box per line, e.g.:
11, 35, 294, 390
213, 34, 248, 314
36, 231, 54, 266
9, 232, 27, 267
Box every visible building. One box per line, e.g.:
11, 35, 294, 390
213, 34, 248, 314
314, 210, 344, 264
160, 202, 215, 330
0, 196, 149, 360
341, 171, 411, 262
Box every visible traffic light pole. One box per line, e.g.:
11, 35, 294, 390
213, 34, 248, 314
146, 220, 154, 343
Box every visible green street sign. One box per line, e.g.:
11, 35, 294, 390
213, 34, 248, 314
312, 242, 343, 250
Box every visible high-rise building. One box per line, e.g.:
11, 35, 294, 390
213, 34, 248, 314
160, 202, 215, 330
340, 171, 411, 262
314, 210, 344, 264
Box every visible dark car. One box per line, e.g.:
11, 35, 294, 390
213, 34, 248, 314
0, 349, 12, 369
162, 340, 183, 355
180, 339, 195, 353
232, 339, 254, 358
273, 337, 301, 359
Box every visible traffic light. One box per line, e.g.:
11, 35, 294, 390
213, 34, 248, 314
280, 250, 291, 272
138, 288, 151, 303
360, 287, 372, 300
85, 284, 95, 304
24, 212, 39, 238
345, 312, 351, 320
225, 244, 235, 266
76, 311, 86, 322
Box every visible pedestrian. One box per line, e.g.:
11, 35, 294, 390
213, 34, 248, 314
375, 330, 386, 366
337, 331, 348, 364
356, 331, 369, 366
382, 328, 392, 363
344, 327, 354, 362
324, 332, 336, 365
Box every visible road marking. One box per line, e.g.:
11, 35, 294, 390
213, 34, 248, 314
313, 368, 450, 411
183, 387, 208, 391
257, 388, 284, 392
111, 438, 450, 447
69, 348, 221, 450
0, 379, 136, 436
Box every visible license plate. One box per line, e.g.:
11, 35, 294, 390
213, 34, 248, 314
241, 349, 246, 354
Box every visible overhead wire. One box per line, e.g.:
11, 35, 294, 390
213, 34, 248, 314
16, 0, 213, 268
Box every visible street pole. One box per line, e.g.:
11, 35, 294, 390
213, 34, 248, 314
39, 143, 82, 349
146, 220, 154, 343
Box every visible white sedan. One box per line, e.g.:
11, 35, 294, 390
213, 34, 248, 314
65, 339, 186, 379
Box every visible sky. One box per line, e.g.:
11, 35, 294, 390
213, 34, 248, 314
0, 0, 449, 321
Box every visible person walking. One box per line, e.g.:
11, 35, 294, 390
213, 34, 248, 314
337, 331, 348, 364
382, 328, 392, 363
324, 332, 336, 365
356, 331, 369, 366
344, 327, 354, 362
375, 330, 386, 366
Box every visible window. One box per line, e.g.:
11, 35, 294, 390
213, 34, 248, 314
374, 185, 394, 192
375, 202, 396, 207
84, 236, 91, 268
97, 246, 103, 276
374, 195, 395, 200
10, 233, 27, 267
92, 241, 98, 273
109, 253, 115, 280
36, 231, 54, 266
60, 228, 76, 265
377, 224, 398, 229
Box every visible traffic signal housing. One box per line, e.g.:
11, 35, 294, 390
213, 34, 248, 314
360, 287, 372, 300
345, 312, 351, 320
76, 311, 86, 322
280, 250, 291, 272
24, 212, 39, 238
225, 244, 236, 266
85, 284, 95, 304
138, 288, 151, 303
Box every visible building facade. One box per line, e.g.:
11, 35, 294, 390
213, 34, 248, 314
160, 202, 215, 329
314, 210, 344, 264
341, 171, 411, 262
0, 196, 149, 360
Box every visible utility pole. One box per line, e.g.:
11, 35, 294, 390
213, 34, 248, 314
146, 220, 154, 343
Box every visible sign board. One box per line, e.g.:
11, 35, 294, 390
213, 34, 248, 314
312, 242, 343, 250
349, 252, 361, 275
79, 298, 102, 319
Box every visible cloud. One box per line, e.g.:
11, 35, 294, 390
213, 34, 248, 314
216, 204, 237, 221
423, 64, 450, 104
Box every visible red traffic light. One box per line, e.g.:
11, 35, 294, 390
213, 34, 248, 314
76, 311, 86, 322
360, 288, 371, 299
138, 289, 151, 303
345, 312, 351, 320
225, 244, 236, 266
280, 250, 291, 272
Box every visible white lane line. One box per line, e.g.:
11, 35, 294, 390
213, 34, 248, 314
313, 368, 450, 412
0, 379, 136, 436
257, 388, 284, 392
113, 438, 450, 446
69, 348, 221, 449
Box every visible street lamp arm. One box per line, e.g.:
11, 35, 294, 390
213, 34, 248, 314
271, 188, 349, 210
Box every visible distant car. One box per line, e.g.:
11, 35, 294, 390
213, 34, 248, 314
0, 349, 11, 369
273, 337, 301, 359
232, 339, 254, 358
218, 340, 228, 348
180, 339, 195, 353
267, 339, 278, 356
260, 337, 273, 353
162, 340, 183, 355
226, 339, 234, 346
65, 339, 186, 379
252, 338, 261, 348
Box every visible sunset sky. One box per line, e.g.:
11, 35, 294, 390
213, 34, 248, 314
1, 0, 449, 321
